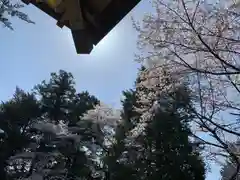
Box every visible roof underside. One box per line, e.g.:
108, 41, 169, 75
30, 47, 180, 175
22, 0, 141, 54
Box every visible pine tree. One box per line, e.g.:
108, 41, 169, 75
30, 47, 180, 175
34, 70, 77, 122
34, 70, 99, 124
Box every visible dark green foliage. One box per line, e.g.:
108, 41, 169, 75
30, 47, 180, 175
0, 87, 41, 179
145, 109, 205, 180
0, 70, 99, 180
0, 68, 205, 180
139, 85, 205, 180
0, 0, 34, 30
103, 89, 139, 180
34, 70, 99, 123
34, 70, 77, 122
103, 69, 205, 180
121, 89, 139, 131
32, 70, 99, 179
69, 91, 99, 125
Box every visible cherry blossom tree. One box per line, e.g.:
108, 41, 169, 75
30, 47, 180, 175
80, 102, 121, 149
9, 119, 85, 180
134, 0, 240, 179
81, 102, 121, 128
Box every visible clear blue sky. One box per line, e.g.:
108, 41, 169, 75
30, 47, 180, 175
0, 0, 219, 179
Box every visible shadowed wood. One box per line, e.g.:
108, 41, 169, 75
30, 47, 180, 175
21, 0, 141, 54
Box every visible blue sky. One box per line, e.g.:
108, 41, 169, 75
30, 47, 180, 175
0, 0, 219, 179
0, 0, 151, 106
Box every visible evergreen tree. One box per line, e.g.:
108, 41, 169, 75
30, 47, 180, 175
103, 89, 139, 180
144, 89, 205, 180
104, 67, 206, 180
34, 70, 99, 123
34, 70, 77, 122
129, 67, 206, 180
30, 70, 100, 180
0, 87, 41, 180
0, 70, 100, 180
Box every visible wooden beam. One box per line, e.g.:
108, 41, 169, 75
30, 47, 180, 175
21, 0, 141, 54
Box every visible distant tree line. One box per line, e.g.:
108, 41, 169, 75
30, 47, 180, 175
0, 69, 205, 180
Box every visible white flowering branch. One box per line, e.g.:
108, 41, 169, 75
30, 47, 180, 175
134, 0, 240, 179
